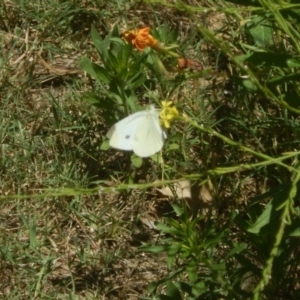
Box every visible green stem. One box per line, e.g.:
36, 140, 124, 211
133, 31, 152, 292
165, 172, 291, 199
252, 161, 300, 299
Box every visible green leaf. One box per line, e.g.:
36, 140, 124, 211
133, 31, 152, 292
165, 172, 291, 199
127, 72, 146, 90
111, 23, 120, 37
155, 222, 174, 233
166, 282, 182, 300
246, 15, 273, 47
91, 25, 109, 61
150, 153, 163, 163
237, 52, 300, 68
126, 93, 139, 112
166, 143, 180, 151
247, 200, 273, 233
226, 242, 247, 258
167, 253, 176, 269
186, 262, 198, 283
192, 281, 206, 297
289, 227, 300, 237
171, 204, 184, 216
100, 139, 110, 151
118, 43, 133, 70
287, 218, 300, 236
79, 57, 111, 84
106, 50, 119, 71
83, 92, 101, 106
267, 72, 300, 86
210, 263, 226, 271
168, 243, 181, 256
175, 282, 192, 296
147, 281, 159, 294
131, 154, 143, 167
140, 245, 168, 253
230, 75, 258, 92
83, 93, 121, 121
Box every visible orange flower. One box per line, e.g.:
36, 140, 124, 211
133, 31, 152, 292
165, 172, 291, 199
121, 27, 159, 51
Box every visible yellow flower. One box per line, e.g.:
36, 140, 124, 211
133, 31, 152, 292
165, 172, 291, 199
160, 101, 179, 128
121, 27, 159, 52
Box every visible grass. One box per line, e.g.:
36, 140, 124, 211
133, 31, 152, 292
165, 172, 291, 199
1, 0, 300, 299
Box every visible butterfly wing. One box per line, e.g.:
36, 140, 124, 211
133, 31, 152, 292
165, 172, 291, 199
107, 111, 148, 151
132, 106, 166, 157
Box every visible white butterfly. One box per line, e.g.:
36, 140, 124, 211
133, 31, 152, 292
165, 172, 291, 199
107, 105, 166, 157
